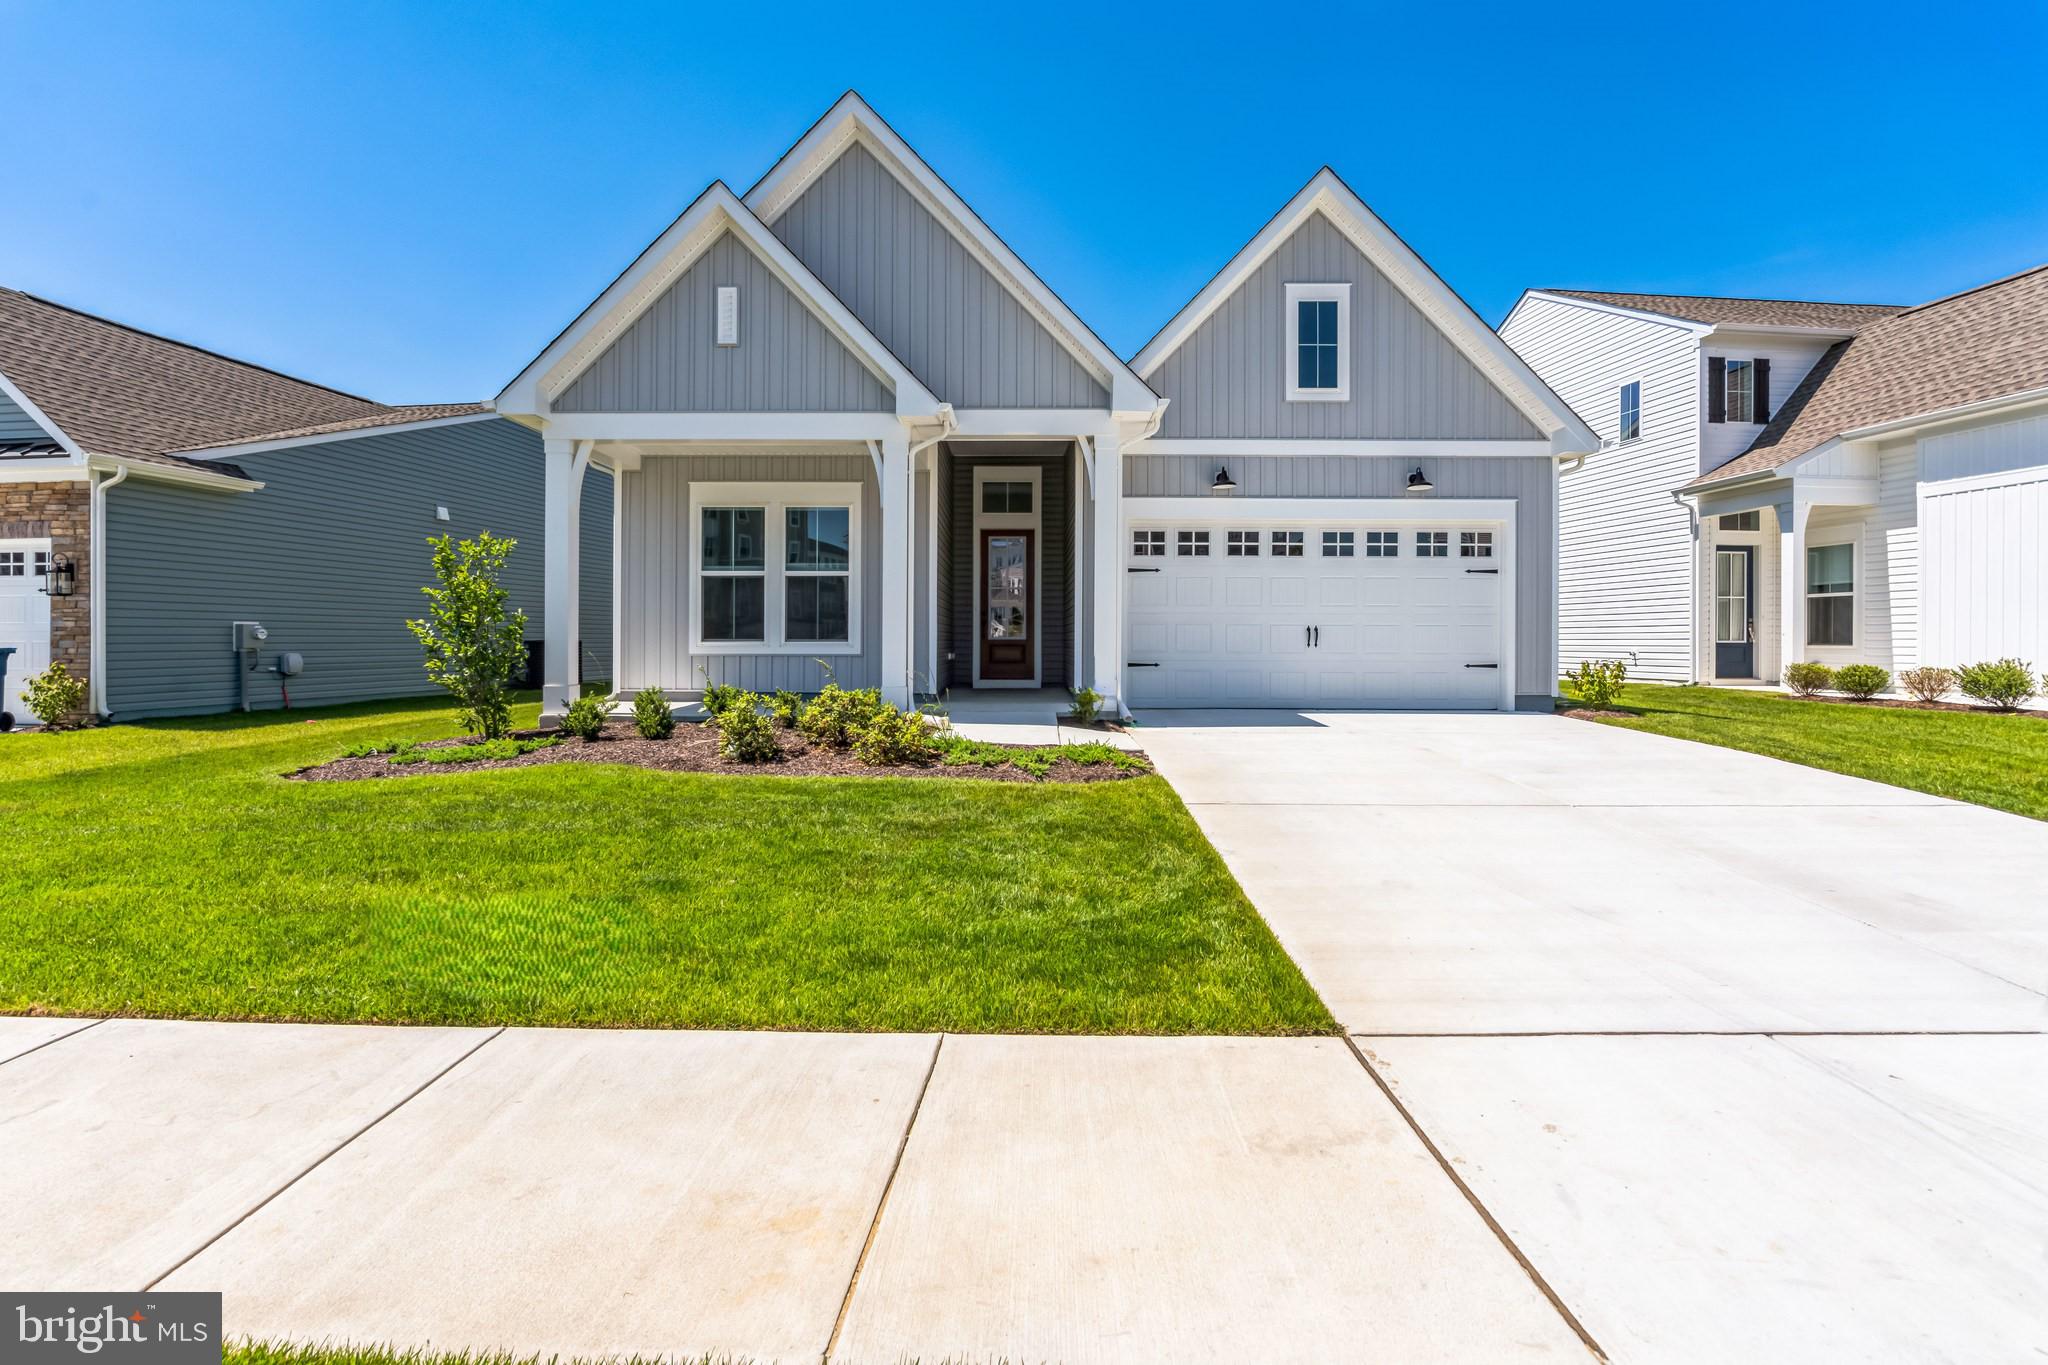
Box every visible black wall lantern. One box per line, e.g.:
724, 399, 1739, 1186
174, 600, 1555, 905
1211, 464, 1237, 493
39, 553, 76, 597
1406, 467, 1434, 494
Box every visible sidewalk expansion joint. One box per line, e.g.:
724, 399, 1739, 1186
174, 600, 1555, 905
0, 1017, 106, 1068
822, 1030, 945, 1364
141, 1025, 507, 1290
1342, 1034, 1608, 1362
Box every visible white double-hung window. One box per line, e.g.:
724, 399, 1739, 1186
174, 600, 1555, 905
1285, 283, 1351, 402
691, 482, 861, 654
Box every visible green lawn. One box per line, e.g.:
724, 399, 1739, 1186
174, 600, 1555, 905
1576, 684, 2048, 821
0, 696, 1329, 1034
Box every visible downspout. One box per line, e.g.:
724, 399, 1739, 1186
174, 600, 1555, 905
905, 406, 957, 699
87, 461, 130, 719
1671, 488, 1701, 684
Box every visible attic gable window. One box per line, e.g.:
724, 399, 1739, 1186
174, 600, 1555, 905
1285, 283, 1351, 402
1708, 357, 1771, 425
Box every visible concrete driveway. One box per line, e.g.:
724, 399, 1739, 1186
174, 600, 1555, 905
1140, 709, 2048, 1362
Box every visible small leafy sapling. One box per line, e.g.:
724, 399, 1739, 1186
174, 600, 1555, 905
406, 531, 528, 739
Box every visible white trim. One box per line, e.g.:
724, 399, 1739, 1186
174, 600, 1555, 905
1504, 291, 1715, 337
1131, 172, 1597, 456
539, 413, 904, 443
0, 463, 90, 484
0, 367, 83, 458
743, 93, 1158, 415
497, 182, 941, 419
1284, 283, 1352, 403
685, 480, 863, 657
923, 448, 940, 692
969, 465, 1043, 688
1126, 438, 1555, 458
947, 409, 1123, 439
1918, 460, 2048, 498
85, 456, 263, 493
1122, 495, 1518, 710
172, 412, 498, 462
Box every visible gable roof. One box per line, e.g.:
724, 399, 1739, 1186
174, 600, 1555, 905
0, 286, 483, 477
1539, 289, 1904, 333
1132, 169, 1597, 454
743, 92, 1158, 415
495, 180, 941, 419
1689, 263, 2048, 487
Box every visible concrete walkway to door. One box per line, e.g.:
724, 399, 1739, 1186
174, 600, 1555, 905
1139, 709, 2048, 1363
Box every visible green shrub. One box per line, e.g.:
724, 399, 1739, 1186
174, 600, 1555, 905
404, 530, 528, 739
767, 690, 803, 729
1069, 686, 1103, 727
850, 707, 932, 766
631, 686, 676, 739
558, 694, 610, 740
1898, 666, 1954, 704
798, 684, 888, 749
22, 661, 88, 727
1832, 664, 1891, 700
930, 734, 1010, 768
695, 665, 745, 721
1783, 662, 1833, 697
1564, 658, 1628, 708
1954, 658, 2037, 711
714, 695, 779, 762
1059, 741, 1149, 771
387, 736, 558, 766
342, 740, 393, 759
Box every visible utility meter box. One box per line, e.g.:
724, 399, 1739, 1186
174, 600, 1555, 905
232, 621, 268, 668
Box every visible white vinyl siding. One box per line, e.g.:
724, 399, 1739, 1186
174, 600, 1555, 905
1916, 408, 2048, 670
1698, 334, 1840, 475
1501, 295, 1698, 681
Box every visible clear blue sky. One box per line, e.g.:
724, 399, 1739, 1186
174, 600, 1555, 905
7, 1, 2045, 403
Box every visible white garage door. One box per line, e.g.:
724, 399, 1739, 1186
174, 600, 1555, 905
1920, 464, 2048, 668
1125, 520, 1507, 709
0, 539, 54, 723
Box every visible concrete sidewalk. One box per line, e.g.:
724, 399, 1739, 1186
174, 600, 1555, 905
3, 1016, 1593, 1365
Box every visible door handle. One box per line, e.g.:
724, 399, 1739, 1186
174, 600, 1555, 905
1313, 627, 1320, 647
1305, 627, 1312, 648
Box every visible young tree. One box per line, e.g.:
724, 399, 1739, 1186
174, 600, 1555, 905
406, 532, 528, 739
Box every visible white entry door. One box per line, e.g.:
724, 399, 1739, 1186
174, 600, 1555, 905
1124, 520, 1507, 709
0, 540, 54, 723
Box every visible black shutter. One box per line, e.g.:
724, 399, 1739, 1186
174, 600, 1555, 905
1754, 358, 1771, 422
1707, 357, 1726, 423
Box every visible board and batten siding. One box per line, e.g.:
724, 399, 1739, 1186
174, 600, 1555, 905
1150, 212, 1540, 442
1916, 407, 2048, 670
616, 451, 879, 694
766, 141, 1107, 410
105, 418, 612, 719
553, 229, 891, 414
1501, 295, 1701, 681
1124, 453, 1555, 701
945, 450, 1071, 690
0, 383, 57, 444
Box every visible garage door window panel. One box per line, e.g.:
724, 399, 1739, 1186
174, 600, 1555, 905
1459, 531, 1493, 558
1271, 531, 1304, 557
1322, 531, 1354, 557
1416, 531, 1449, 558
1133, 529, 1165, 557
1178, 530, 1209, 557
1227, 531, 1260, 557
1365, 531, 1398, 558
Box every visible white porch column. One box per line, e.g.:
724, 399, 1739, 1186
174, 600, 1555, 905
1776, 495, 1809, 680
1089, 429, 1124, 712
541, 437, 583, 720
879, 430, 913, 709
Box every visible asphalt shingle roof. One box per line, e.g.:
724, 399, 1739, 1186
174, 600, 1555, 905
0, 287, 481, 475
1542, 289, 1905, 333
1690, 264, 2048, 487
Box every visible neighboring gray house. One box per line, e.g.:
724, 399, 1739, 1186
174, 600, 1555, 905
498, 93, 1597, 721
0, 287, 611, 723
1502, 268, 2048, 686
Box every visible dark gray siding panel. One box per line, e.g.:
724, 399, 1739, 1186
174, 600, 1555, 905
1150, 212, 1541, 441
946, 451, 1069, 687
769, 143, 1108, 410
554, 229, 891, 414
0, 385, 55, 444
105, 419, 613, 719
617, 452, 878, 694
1125, 453, 1555, 697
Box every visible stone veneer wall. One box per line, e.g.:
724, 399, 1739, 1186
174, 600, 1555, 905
1, 480, 91, 721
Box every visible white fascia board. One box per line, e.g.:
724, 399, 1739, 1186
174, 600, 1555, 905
1511, 291, 1714, 336
538, 412, 903, 443
85, 455, 263, 492
947, 408, 1122, 439
0, 461, 89, 483
743, 93, 1158, 415
1134, 172, 1599, 456
497, 181, 940, 420
1127, 438, 1554, 458
1699, 322, 1863, 341
1123, 495, 1517, 524
172, 412, 499, 463
0, 367, 83, 458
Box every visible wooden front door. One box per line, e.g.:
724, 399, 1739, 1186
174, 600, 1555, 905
979, 528, 1035, 681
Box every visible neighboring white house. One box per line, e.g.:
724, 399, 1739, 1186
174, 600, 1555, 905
1502, 271, 2048, 685
498, 93, 1598, 721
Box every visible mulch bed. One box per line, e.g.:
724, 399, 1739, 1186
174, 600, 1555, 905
1557, 707, 1635, 720
289, 720, 1148, 784
1784, 693, 2048, 718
